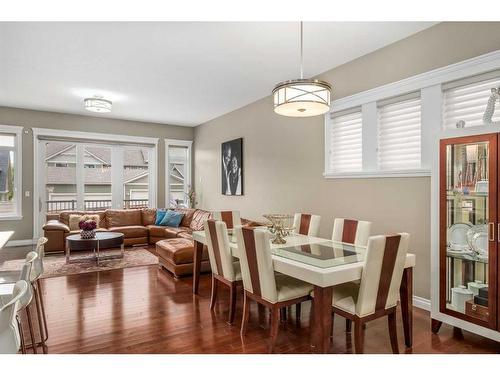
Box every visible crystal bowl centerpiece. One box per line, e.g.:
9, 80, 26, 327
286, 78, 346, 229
263, 214, 294, 244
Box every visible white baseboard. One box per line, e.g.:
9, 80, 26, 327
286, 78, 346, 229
413, 295, 431, 311
6, 239, 35, 247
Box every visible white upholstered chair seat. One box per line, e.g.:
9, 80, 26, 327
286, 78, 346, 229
275, 273, 313, 302
228, 261, 242, 282
331, 282, 360, 315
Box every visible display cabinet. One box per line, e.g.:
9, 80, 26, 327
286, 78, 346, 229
437, 133, 498, 330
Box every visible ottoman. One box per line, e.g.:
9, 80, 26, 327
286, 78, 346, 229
156, 238, 210, 278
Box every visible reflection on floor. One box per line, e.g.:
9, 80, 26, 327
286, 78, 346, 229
31, 263, 500, 354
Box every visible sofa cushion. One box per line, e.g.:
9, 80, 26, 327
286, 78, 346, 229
155, 209, 167, 225
142, 208, 157, 226
43, 220, 70, 233
108, 225, 148, 238
159, 210, 184, 227
69, 214, 101, 231
106, 209, 142, 227
177, 231, 194, 240
175, 208, 196, 227
156, 238, 208, 265
147, 225, 167, 238
189, 209, 212, 231
164, 227, 189, 239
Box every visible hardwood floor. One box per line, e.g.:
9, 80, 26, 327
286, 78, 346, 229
31, 263, 500, 354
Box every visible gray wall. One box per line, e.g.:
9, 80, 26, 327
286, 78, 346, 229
0, 106, 194, 241
194, 22, 500, 300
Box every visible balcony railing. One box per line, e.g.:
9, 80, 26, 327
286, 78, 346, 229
46, 199, 149, 213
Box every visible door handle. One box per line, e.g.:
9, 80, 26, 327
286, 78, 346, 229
489, 222, 495, 242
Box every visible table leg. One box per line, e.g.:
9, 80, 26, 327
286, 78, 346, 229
193, 240, 203, 295
311, 285, 333, 353
399, 267, 413, 348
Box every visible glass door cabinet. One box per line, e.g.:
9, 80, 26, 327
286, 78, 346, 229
440, 133, 498, 329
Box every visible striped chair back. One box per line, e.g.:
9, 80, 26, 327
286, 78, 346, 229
204, 219, 238, 281
332, 218, 372, 246
235, 226, 279, 303
212, 210, 241, 229
293, 213, 321, 237
356, 233, 410, 317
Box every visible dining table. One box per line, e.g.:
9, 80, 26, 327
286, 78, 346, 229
192, 229, 415, 353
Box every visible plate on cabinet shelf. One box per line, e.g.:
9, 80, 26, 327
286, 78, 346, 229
471, 232, 488, 256
447, 223, 472, 251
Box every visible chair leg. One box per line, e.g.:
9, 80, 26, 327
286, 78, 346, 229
309, 300, 315, 328
330, 312, 335, 342
354, 321, 364, 354
37, 279, 49, 341
346, 319, 352, 333
209, 275, 218, 310
240, 293, 250, 336
34, 283, 46, 344
280, 307, 287, 322
16, 315, 26, 354
269, 307, 280, 353
388, 312, 399, 354
25, 305, 37, 354
295, 303, 301, 322
228, 282, 237, 325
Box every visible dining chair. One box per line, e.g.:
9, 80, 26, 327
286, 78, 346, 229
293, 213, 321, 237
236, 226, 313, 352
0, 280, 28, 354
204, 219, 243, 324
331, 233, 410, 354
332, 218, 372, 246
212, 210, 241, 229
30, 237, 49, 344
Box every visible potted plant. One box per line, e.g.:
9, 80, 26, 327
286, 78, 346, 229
79, 219, 97, 239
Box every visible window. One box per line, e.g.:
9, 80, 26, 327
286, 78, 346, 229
0, 126, 22, 219
377, 95, 422, 170
443, 72, 500, 129
165, 140, 192, 208
328, 110, 362, 173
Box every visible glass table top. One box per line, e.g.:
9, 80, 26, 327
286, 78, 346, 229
272, 241, 364, 268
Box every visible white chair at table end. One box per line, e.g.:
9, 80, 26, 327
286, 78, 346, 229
0, 280, 28, 354
332, 218, 372, 246
331, 232, 410, 354
293, 213, 321, 237
212, 210, 241, 229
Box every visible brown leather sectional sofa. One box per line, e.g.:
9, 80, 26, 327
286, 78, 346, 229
43, 207, 213, 277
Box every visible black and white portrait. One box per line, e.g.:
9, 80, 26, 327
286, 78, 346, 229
221, 138, 243, 196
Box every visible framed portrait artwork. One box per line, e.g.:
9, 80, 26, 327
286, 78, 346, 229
221, 138, 243, 195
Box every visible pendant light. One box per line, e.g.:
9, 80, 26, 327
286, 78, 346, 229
272, 22, 332, 117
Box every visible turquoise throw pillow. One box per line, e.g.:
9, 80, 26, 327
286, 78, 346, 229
159, 210, 184, 227
155, 209, 167, 225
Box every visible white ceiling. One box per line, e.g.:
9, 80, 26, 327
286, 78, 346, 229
0, 22, 436, 126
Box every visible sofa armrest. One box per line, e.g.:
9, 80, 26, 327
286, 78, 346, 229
43, 220, 70, 233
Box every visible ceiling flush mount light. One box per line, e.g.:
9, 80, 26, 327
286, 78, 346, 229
84, 96, 112, 113
272, 22, 332, 117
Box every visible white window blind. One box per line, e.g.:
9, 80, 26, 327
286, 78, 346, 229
328, 110, 362, 173
377, 96, 421, 170
443, 73, 500, 129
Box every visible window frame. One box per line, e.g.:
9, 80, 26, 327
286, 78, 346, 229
324, 50, 500, 179
0, 125, 23, 221
165, 139, 192, 208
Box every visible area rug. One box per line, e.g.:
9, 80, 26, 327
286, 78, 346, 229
0, 248, 159, 278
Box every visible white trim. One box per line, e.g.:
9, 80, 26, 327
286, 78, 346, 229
165, 139, 192, 208
413, 295, 431, 311
32, 127, 159, 146
323, 169, 430, 179
6, 239, 35, 247
0, 125, 23, 221
332, 49, 500, 112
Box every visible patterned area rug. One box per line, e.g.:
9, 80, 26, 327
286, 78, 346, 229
0, 248, 158, 278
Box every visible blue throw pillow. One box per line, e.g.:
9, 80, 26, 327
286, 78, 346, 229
159, 210, 184, 227
155, 209, 167, 225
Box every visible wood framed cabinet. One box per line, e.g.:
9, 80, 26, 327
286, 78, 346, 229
435, 133, 499, 332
